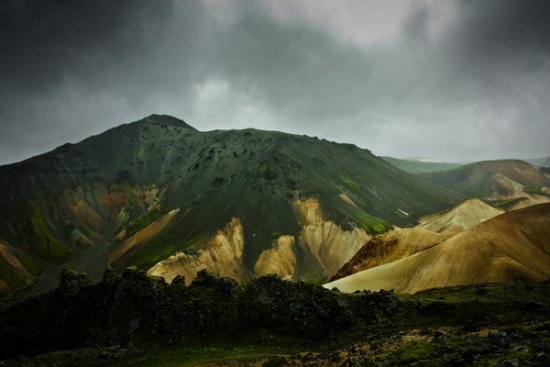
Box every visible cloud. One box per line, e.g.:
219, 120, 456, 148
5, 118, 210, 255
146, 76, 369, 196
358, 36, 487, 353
0, 0, 549, 165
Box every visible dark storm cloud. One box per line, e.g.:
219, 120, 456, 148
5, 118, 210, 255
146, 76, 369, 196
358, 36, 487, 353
0, 0, 549, 164
450, 0, 550, 66
0, 0, 175, 90
0, 0, 182, 163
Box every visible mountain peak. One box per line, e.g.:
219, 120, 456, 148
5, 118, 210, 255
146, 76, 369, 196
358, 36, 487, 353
140, 114, 198, 131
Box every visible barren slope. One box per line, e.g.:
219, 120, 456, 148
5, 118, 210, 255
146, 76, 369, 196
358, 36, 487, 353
325, 203, 550, 293
417, 198, 504, 232
331, 198, 502, 281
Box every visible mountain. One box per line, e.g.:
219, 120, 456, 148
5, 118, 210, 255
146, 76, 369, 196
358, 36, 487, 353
415, 198, 504, 233
382, 156, 461, 174
419, 159, 550, 210
0, 115, 463, 299
527, 156, 550, 168
330, 198, 503, 281
325, 203, 550, 293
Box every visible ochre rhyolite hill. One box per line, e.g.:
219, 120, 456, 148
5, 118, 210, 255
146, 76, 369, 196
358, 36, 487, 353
416, 198, 504, 233
325, 203, 550, 293
331, 198, 503, 281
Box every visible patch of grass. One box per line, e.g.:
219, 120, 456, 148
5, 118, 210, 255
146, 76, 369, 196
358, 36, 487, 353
29, 207, 70, 262
355, 213, 390, 234
486, 198, 524, 208
341, 176, 359, 190
14, 251, 41, 276
124, 208, 161, 238
0, 257, 28, 290
260, 160, 269, 173
524, 185, 550, 197
110, 344, 283, 367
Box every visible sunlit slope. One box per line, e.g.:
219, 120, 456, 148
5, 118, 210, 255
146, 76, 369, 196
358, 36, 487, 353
416, 198, 504, 232
330, 228, 454, 282
325, 203, 550, 293
382, 156, 460, 174
331, 198, 503, 281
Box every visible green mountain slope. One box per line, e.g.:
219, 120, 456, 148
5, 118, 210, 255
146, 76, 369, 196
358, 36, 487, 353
0, 115, 464, 298
382, 156, 460, 174
419, 159, 550, 199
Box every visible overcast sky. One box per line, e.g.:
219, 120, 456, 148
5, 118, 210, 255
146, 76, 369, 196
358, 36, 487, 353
1, 0, 549, 165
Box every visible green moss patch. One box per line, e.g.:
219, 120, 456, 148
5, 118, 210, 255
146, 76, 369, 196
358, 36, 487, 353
29, 208, 70, 262
124, 208, 161, 238
0, 257, 28, 291
355, 213, 391, 234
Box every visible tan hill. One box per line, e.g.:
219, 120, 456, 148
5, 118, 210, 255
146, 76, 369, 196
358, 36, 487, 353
324, 203, 550, 294
416, 198, 504, 232
486, 173, 550, 211
330, 198, 503, 281
330, 228, 454, 281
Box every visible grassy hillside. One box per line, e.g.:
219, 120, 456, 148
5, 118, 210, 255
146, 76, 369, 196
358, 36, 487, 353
419, 159, 550, 198
382, 156, 460, 174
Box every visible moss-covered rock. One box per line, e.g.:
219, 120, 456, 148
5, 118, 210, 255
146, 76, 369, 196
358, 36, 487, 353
242, 275, 353, 339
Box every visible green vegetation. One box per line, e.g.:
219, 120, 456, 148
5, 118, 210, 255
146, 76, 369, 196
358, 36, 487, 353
111, 344, 291, 367
355, 213, 391, 234
29, 207, 70, 261
0, 257, 28, 290
0, 114, 464, 296
341, 175, 360, 189
524, 185, 550, 197
14, 252, 41, 276
0, 270, 549, 366
382, 156, 460, 174
124, 208, 161, 238
420, 159, 550, 199
485, 197, 525, 209
260, 160, 270, 173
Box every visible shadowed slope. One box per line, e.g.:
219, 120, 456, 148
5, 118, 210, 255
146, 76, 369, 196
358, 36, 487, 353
0, 114, 463, 298
420, 160, 550, 198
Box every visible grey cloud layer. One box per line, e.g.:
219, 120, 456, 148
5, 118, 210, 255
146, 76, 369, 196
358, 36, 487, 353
1, 0, 549, 164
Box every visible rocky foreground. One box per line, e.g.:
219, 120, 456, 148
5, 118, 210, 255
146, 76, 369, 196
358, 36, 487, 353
0, 269, 549, 366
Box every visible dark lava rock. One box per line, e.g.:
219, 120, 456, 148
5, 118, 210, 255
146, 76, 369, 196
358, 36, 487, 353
499, 359, 520, 367
242, 275, 353, 340
58, 268, 94, 302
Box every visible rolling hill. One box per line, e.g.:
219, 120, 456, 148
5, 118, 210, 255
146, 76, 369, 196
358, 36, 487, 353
0, 114, 463, 298
381, 156, 460, 174
325, 203, 550, 293
330, 198, 503, 281
419, 159, 550, 210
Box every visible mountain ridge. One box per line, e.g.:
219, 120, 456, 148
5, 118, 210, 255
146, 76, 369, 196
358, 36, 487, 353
0, 114, 464, 298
